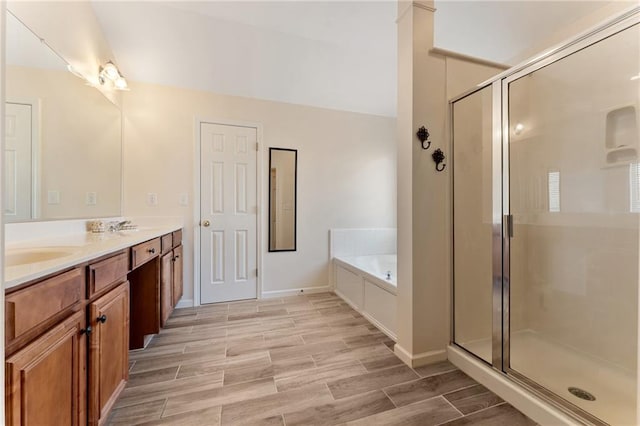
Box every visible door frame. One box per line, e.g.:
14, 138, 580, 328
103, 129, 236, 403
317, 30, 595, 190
193, 117, 264, 307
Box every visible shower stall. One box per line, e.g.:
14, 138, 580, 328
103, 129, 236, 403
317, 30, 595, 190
451, 8, 639, 426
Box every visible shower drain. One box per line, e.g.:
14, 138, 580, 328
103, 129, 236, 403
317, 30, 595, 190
568, 387, 596, 401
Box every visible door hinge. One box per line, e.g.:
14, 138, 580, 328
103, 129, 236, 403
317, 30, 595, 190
255, 142, 259, 151
504, 214, 514, 238
255, 268, 258, 278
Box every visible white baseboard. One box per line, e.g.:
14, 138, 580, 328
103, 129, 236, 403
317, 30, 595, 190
447, 345, 576, 425
394, 343, 447, 368
261, 285, 332, 299
175, 298, 194, 309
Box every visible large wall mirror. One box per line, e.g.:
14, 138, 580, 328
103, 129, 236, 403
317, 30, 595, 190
269, 148, 297, 252
4, 11, 122, 223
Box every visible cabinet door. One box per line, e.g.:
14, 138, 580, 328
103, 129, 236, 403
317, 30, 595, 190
172, 245, 183, 307
89, 282, 129, 426
160, 251, 173, 326
5, 310, 86, 426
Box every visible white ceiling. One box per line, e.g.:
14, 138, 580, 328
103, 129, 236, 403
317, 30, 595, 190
91, 1, 625, 117
6, 11, 67, 70
433, 0, 613, 64
91, 1, 398, 116
163, 1, 397, 53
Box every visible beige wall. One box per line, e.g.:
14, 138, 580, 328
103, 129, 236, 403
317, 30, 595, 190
122, 81, 396, 303
0, 2, 6, 421
6, 65, 122, 220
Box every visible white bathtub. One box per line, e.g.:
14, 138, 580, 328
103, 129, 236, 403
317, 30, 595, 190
333, 254, 397, 340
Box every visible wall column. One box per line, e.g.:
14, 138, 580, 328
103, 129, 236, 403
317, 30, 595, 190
395, 0, 450, 367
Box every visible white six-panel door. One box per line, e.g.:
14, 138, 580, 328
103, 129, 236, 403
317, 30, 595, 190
200, 122, 258, 304
5, 102, 33, 221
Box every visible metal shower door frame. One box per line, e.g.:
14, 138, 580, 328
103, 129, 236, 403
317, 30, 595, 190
451, 7, 640, 426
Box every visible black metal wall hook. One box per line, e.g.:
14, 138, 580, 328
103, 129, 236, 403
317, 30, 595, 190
432, 148, 446, 172
416, 126, 431, 150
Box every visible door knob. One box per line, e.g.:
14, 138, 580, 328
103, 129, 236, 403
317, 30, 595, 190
202, 220, 211, 227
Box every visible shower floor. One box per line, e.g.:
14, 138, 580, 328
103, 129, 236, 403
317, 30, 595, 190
461, 330, 637, 425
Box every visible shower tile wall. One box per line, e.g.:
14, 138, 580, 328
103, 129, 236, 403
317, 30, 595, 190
512, 224, 638, 372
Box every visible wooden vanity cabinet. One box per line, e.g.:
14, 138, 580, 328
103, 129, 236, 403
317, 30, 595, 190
160, 232, 183, 326
129, 238, 161, 349
6, 310, 87, 426
160, 250, 174, 326
5, 253, 130, 426
172, 244, 184, 307
5, 229, 182, 425
5, 267, 84, 352
88, 281, 129, 426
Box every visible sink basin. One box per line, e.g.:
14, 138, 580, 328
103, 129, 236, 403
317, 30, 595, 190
5, 247, 78, 267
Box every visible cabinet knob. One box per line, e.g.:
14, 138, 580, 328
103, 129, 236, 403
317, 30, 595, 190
81, 326, 92, 335
148, 248, 156, 254
97, 315, 107, 324
202, 220, 211, 227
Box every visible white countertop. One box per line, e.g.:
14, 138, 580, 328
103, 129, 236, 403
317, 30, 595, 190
5, 224, 182, 290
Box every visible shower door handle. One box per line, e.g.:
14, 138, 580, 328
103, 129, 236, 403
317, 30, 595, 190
504, 215, 514, 238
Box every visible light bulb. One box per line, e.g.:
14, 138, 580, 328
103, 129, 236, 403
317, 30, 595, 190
114, 77, 128, 90
102, 62, 119, 80
514, 123, 524, 135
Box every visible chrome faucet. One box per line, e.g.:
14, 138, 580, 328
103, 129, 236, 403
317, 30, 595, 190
107, 220, 137, 232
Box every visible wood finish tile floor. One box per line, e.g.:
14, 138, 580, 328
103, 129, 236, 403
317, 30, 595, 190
108, 293, 536, 426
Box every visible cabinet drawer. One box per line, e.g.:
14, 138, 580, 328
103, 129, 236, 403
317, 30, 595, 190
161, 234, 173, 254
6, 268, 84, 342
131, 238, 161, 269
172, 229, 182, 247
88, 252, 129, 297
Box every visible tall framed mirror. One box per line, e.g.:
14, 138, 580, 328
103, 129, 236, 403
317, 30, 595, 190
269, 148, 297, 252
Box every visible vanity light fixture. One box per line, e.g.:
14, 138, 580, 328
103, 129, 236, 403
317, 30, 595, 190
101, 62, 119, 80
67, 64, 86, 79
99, 61, 128, 90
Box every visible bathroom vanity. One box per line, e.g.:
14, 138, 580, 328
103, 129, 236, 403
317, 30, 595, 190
4, 226, 183, 426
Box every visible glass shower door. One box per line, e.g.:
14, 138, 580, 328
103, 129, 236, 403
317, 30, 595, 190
506, 23, 639, 425
452, 85, 495, 364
